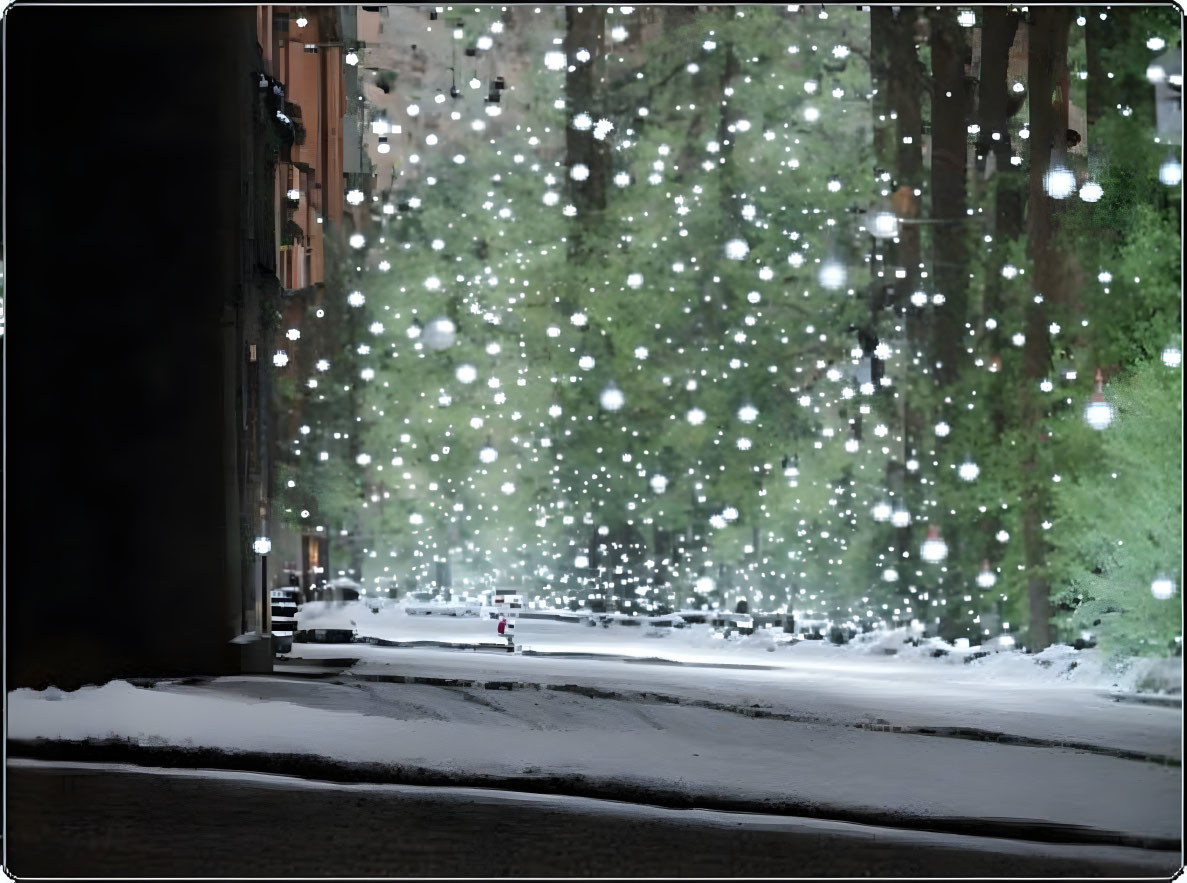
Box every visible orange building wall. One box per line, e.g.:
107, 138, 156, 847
259, 5, 346, 290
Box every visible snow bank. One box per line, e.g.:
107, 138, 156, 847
284, 604, 1183, 695
294, 601, 358, 632
823, 626, 1184, 695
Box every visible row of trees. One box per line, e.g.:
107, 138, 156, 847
272, 5, 1181, 656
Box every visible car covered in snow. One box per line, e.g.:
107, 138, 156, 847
402, 591, 482, 616
587, 612, 645, 628
675, 610, 755, 636
402, 591, 446, 614
443, 599, 483, 617
645, 613, 687, 635
713, 612, 755, 636
362, 594, 395, 613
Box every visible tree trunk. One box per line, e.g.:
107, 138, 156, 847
871, 6, 927, 612
564, 4, 609, 253
929, 9, 970, 388
1084, 12, 1108, 133
1021, 7, 1073, 653
976, 8, 1021, 177
978, 7, 1024, 443
886, 8, 926, 315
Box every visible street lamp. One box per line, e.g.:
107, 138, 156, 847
1083, 368, 1114, 430
254, 535, 272, 613
1159, 153, 1182, 186
921, 525, 948, 563
1044, 163, 1077, 199
864, 209, 900, 240
818, 259, 847, 290
1151, 575, 1176, 600
1078, 180, 1104, 202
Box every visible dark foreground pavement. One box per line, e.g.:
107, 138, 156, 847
7, 760, 1179, 877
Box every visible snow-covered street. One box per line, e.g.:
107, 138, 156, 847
291, 602, 1181, 754
9, 606, 1181, 862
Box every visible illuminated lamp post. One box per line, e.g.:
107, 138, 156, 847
921, 525, 948, 563
1083, 368, 1113, 430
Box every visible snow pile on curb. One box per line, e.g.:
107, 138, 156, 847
290, 603, 1181, 695
295, 601, 358, 632
802, 627, 1182, 694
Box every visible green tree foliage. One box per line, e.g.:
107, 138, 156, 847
1048, 356, 1183, 657
269, 6, 1181, 655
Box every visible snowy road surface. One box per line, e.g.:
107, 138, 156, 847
290, 643, 1182, 760
291, 605, 1181, 760
8, 610, 1181, 869
7, 759, 1178, 877
9, 668, 1181, 850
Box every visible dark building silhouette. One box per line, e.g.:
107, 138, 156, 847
5, 6, 276, 688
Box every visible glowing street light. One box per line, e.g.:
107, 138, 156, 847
1159, 154, 1182, 186
864, 210, 900, 240
818, 260, 846, 290
1044, 164, 1076, 199
1083, 368, 1114, 430
1078, 180, 1104, 202
920, 525, 948, 563
1151, 576, 1176, 600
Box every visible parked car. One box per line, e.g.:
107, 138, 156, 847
712, 612, 755, 636
797, 618, 830, 640
646, 613, 687, 635
362, 595, 393, 613
674, 609, 755, 636
327, 577, 363, 603
449, 599, 484, 617
402, 591, 443, 614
